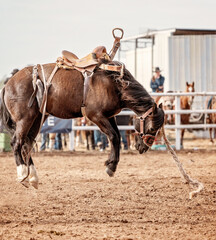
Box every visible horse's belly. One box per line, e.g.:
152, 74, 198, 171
49, 105, 82, 119
46, 81, 83, 119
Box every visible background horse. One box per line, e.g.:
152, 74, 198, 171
179, 82, 195, 148
0, 63, 164, 188
162, 91, 175, 125
158, 83, 195, 148
206, 97, 216, 143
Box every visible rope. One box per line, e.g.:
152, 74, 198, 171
190, 113, 204, 122
161, 125, 204, 199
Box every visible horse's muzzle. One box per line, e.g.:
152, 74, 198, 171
135, 135, 149, 154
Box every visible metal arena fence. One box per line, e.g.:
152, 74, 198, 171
69, 92, 216, 151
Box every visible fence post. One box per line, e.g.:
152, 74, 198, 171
69, 119, 75, 151
175, 95, 181, 150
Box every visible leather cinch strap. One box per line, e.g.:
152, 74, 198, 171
99, 63, 123, 72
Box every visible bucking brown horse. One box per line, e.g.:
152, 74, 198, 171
180, 82, 195, 148
0, 63, 164, 188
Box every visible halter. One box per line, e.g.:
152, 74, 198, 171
136, 107, 156, 147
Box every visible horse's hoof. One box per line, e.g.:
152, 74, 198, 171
29, 179, 39, 189
20, 179, 30, 188
17, 164, 29, 187
106, 167, 115, 177
29, 165, 39, 189
17, 164, 29, 181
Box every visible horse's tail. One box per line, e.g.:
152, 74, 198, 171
0, 87, 16, 135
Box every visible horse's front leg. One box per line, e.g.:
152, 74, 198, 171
105, 117, 121, 176
181, 128, 185, 149
88, 116, 120, 176
209, 128, 214, 143
214, 129, 216, 142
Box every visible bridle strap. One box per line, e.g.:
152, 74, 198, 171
141, 107, 153, 120
137, 107, 156, 147
140, 118, 144, 136
139, 107, 153, 135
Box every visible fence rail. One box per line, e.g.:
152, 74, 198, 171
150, 92, 216, 97
70, 92, 216, 151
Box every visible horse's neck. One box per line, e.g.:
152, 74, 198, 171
122, 90, 154, 116
119, 70, 154, 116
181, 96, 191, 109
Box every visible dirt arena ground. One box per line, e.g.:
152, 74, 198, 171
0, 148, 216, 240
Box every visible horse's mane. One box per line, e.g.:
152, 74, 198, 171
121, 70, 164, 129
149, 108, 165, 129
120, 69, 154, 111
96, 63, 164, 129
96, 61, 154, 113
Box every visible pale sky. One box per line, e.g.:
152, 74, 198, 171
0, 0, 216, 78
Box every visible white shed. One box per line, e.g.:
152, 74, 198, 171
120, 28, 216, 95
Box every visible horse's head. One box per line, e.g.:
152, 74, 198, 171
186, 82, 195, 107
164, 100, 172, 109
163, 96, 175, 110
134, 103, 164, 154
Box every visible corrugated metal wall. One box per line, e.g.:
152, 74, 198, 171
125, 32, 171, 92
169, 35, 216, 109
153, 32, 171, 92
125, 34, 216, 99
169, 35, 216, 92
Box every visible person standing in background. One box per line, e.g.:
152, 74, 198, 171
94, 130, 108, 152
154, 67, 165, 92
150, 75, 158, 92
40, 133, 49, 151
54, 133, 62, 150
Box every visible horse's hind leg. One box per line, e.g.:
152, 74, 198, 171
11, 121, 32, 188
12, 113, 44, 188
21, 139, 39, 189
28, 157, 39, 189
26, 113, 47, 188
209, 128, 214, 143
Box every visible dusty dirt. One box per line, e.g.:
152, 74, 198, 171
0, 149, 216, 240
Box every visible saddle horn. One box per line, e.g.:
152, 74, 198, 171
109, 28, 124, 61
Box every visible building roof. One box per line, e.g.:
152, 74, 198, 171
122, 28, 216, 41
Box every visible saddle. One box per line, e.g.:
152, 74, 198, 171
57, 28, 124, 74
58, 46, 111, 73
28, 28, 125, 112
62, 46, 109, 68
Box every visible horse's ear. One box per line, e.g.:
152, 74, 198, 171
155, 96, 161, 105
158, 103, 163, 109
186, 82, 189, 86
192, 81, 194, 87
153, 102, 157, 114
